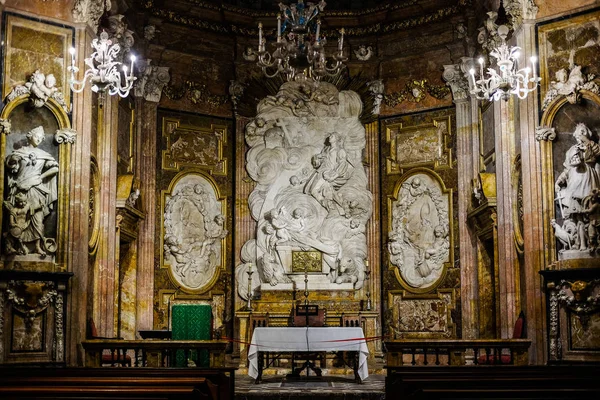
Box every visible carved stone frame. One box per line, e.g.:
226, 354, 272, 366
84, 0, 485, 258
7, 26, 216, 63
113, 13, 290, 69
539, 90, 600, 268
160, 169, 227, 295
0, 95, 74, 271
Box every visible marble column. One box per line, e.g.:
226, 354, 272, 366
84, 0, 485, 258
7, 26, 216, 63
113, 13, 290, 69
443, 59, 480, 339
134, 62, 170, 333
66, 25, 95, 365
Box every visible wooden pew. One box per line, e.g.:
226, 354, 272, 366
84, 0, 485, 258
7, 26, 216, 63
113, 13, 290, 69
385, 365, 600, 399
0, 367, 235, 400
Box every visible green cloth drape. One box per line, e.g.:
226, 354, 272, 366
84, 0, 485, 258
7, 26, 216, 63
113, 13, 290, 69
171, 304, 212, 367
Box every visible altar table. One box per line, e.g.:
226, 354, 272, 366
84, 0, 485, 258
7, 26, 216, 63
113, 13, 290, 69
248, 327, 369, 383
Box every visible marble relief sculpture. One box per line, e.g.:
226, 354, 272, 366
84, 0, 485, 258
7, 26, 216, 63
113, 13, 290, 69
552, 123, 600, 258
236, 80, 372, 299
164, 176, 227, 291
542, 65, 599, 110
3, 126, 58, 258
388, 174, 450, 289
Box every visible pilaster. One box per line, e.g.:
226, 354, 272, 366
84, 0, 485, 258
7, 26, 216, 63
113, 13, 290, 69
443, 59, 480, 339
134, 61, 170, 332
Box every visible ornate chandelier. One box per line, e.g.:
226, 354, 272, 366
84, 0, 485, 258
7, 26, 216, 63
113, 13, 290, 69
256, 0, 347, 81
468, 25, 540, 101
68, 31, 136, 98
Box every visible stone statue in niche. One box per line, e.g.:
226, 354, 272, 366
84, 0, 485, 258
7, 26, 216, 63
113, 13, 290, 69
236, 80, 372, 296
163, 177, 226, 291
3, 126, 58, 258
553, 123, 600, 257
388, 174, 450, 289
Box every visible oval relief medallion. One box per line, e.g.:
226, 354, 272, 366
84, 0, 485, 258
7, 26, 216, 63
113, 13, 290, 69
163, 173, 227, 293
388, 171, 451, 292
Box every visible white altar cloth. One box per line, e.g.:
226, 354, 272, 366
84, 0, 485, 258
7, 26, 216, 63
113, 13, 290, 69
248, 327, 369, 380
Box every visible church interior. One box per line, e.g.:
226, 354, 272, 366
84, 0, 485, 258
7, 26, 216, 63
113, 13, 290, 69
0, 0, 600, 398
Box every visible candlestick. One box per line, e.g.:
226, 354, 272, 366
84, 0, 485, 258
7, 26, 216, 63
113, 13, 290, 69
315, 20, 321, 43
277, 14, 282, 43
364, 260, 371, 311
338, 28, 344, 51
69, 47, 76, 68
246, 263, 254, 311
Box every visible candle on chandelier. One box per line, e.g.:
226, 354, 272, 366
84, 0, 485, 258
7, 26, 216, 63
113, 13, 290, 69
258, 22, 263, 51
478, 57, 484, 79
69, 47, 76, 68
129, 55, 136, 78
277, 14, 282, 43
338, 28, 345, 51
530, 56, 537, 80
316, 19, 321, 42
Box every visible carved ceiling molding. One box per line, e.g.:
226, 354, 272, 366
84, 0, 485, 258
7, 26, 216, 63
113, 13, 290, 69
142, 0, 470, 38
155, 0, 420, 18
384, 79, 451, 107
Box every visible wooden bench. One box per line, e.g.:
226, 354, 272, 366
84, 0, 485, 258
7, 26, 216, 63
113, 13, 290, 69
0, 367, 235, 400
385, 365, 600, 399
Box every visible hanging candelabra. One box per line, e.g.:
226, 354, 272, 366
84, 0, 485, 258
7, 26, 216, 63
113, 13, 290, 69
469, 25, 540, 101
256, 0, 347, 81
68, 31, 137, 98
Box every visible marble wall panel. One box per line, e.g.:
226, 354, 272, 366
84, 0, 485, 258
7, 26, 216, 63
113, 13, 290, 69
2, 14, 72, 109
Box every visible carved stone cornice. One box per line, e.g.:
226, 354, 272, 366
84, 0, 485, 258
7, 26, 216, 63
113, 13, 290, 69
134, 60, 171, 103
72, 0, 111, 32
142, 0, 470, 38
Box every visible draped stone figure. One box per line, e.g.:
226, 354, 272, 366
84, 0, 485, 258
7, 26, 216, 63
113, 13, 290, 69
3, 126, 58, 257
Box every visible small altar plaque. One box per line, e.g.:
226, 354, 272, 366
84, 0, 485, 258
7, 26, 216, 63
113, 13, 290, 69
291, 251, 321, 273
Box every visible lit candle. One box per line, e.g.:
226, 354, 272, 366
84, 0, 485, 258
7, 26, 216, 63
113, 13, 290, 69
277, 14, 281, 43
69, 47, 76, 68
248, 263, 253, 273
478, 57, 484, 79
469, 68, 476, 86
338, 28, 344, 51
129, 55, 136, 78
258, 22, 263, 51
530, 56, 537, 80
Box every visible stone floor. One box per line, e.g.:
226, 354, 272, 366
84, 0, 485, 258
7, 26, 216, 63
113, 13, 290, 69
234, 373, 386, 399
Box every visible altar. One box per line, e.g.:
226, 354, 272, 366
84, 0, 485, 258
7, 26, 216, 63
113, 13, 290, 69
248, 327, 369, 383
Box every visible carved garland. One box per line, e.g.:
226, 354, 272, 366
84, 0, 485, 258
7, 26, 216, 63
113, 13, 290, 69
163, 80, 229, 108
385, 79, 451, 107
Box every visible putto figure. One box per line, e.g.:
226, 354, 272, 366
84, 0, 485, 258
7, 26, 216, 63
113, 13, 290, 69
4, 126, 58, 257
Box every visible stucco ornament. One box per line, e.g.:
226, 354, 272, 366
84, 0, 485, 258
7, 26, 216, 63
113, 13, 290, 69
367, 80, 384, 115
553, 123, 600, 259
388, 174, 450, 289
6, 70, 67, 112
3, 126, 58, 258
134, 59, 171, 103
354, 45, 373, 61
238, 80, 372, 297
164, 177, 227, 291
542, 65, 599, 111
